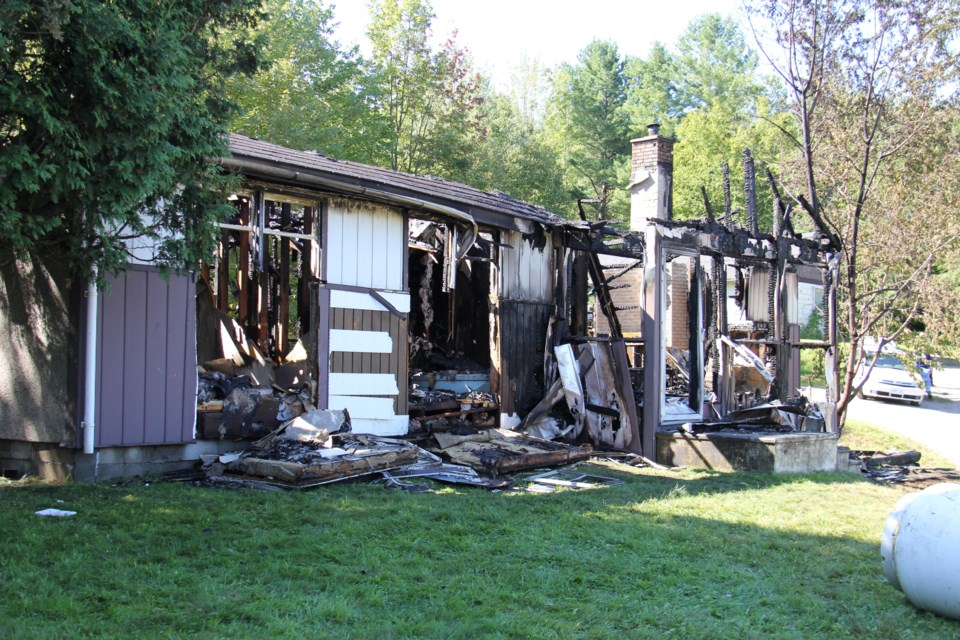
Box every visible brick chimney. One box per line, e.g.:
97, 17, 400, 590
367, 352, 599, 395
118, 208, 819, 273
629, 123, 674, 230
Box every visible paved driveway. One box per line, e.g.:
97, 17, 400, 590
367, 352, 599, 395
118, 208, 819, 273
844, 364, 960, 467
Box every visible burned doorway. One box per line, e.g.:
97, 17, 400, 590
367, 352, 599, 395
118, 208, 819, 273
407, 221, 497, 431
196, 191, 319, 440
408, 221, 492, 374
660, 250, 704, 423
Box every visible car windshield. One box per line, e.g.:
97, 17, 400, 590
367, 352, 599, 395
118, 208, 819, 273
872, 353, 906, 370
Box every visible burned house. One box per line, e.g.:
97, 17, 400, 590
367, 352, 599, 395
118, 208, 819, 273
205, 134, 566, 439
602, 126, 841, 470
0, 134, 572, 480
0, 128, 842, 482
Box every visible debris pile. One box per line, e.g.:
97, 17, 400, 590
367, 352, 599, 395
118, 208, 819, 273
522, 340, 640, 450
665, 347, 691, 397
853, 449, 960, 487
202, 410, 423, 489
199, 406, 602, 490
423, 428, 593, 476
409, 386, 497, 432
197, 369, 315, 440
679, 399, 827, 435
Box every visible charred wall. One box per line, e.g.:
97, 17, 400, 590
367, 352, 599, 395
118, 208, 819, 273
498, 300, 551, 416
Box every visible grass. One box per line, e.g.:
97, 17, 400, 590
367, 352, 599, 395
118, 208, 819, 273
2, 424, 958, 639
800, 349, 827, 388
841, 419, 955, 468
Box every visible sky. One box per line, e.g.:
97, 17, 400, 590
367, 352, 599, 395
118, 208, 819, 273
330, 0, 746, 89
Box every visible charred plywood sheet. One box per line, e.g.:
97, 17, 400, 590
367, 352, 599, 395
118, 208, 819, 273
212, 433, 419, 488
431, 428, 592, 476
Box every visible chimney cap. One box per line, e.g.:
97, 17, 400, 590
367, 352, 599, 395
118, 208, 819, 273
647, 123, 660, 137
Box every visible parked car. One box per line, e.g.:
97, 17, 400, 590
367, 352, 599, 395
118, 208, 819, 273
855, 352, 925, 405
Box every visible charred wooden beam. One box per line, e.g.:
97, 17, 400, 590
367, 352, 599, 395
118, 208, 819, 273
297, 206, 313, 335
237, 199, 252, 336
570, 252, 589, 336
577, 204, 624, 339
701, 186, 715, 223
722, 162, 733, 230
743, 149, 759, 236
279, 202, 292, 356
217, 225, 231, 314
766, 167, 785, 238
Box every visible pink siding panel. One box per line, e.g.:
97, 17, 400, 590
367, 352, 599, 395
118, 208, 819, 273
97, 277, 126, 447
121, 269, 148, 445
144, 273, 170, 444
94, 267, 196, 447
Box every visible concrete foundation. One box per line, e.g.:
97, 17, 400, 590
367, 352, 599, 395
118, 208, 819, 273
73, 441, 243, 482
1, 438, 243, 483
656, 430, 842, 473
0, 440, 75, 482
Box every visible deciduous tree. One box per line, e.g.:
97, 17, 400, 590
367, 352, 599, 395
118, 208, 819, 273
226, 0, 387, 164
747, 0, 960, 423
367, 0, 486, 179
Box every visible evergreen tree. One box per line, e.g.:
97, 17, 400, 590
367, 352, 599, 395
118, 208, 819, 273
0, 0, 266, 277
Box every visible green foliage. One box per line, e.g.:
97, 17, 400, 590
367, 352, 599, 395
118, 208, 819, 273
623, 42, 682, 137
801, 306, 824, 341
672, 14, 765, 114
225, 0, 388, 165
367, 0, 487, 178
546, 40, 634, 222
673, 99, 795, 224
0, 0, 267, 278
469, 93, 570, 216
656, 15, 795, 225
800, 349, 825, 387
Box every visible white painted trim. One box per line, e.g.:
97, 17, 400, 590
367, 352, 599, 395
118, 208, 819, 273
329, 289, 411, 313
349, 415, 409, 436
328, 395, 396, 419
328, 373, 399, 396
329, 329, 393, 353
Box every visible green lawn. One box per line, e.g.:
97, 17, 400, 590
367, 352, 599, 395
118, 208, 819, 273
1, 423, 957, 639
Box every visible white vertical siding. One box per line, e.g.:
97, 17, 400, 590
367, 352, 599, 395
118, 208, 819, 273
783, 271, 799, 325
746, 267, 771, 322
798, 282, 822, 326
326, 199, 405, 290
500, 231, 553, 302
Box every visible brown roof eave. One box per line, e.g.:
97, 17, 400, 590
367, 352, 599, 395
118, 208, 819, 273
225, 134, 561, 234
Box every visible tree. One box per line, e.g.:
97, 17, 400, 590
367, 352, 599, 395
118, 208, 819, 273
747, 0, 960, 424
470, 92, 569, 215
673, 14, 766, 114
623, 14, 791, 224
623, 42, 683, 137
672, 98, 793, 224
226, 0, 387, 165
0, 0, 266, 278
366, 0, 486, 179
546, 40, 633, 222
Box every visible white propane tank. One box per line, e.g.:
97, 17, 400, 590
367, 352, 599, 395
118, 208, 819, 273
881, 483, 960, 620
